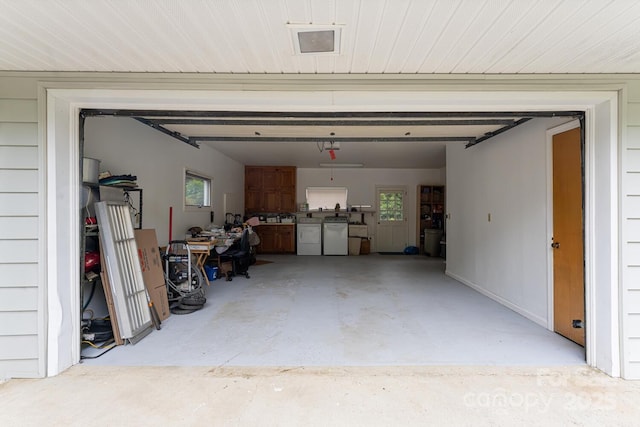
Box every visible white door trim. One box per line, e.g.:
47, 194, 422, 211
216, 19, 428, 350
42, 84, 619, 377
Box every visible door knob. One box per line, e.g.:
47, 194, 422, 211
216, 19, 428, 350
551, 242, 560, 249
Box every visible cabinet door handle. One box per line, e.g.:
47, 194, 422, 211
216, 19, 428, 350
551, 242, 560, 249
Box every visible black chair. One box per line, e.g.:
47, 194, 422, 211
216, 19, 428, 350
218, 228, 251, 281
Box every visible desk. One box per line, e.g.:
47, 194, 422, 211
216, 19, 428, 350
187, 236, 239, 285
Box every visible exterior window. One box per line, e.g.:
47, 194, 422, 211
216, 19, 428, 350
185, 170, 211, 208
378, 191, 404, 221
306, 187, 348, 211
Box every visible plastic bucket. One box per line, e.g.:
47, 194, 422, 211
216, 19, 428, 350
82, 157, 101, 184
424, 229, 443, 257
204, 265, 218, 281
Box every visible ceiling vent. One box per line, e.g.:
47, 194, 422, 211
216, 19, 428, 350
288, 24, 343, 55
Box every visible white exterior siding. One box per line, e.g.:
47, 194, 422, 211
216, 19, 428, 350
0, 72, 638, 379
622, 83, 640, 378
0, 94, 41, 379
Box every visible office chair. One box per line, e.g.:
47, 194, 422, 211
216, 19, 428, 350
218, 227, 251, 281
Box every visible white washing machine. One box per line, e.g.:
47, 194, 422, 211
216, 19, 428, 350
297, 217, 323, 255
323, 216, 348, 255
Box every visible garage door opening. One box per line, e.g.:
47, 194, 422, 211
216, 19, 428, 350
76, 109, 585, 367
42, 87, 616, 378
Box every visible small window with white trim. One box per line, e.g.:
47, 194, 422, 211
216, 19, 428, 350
306, 187, 348, 211
184, 170, 211, 210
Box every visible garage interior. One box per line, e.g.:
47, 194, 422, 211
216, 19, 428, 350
83, 255, 584, 366
78, 108, 585, 366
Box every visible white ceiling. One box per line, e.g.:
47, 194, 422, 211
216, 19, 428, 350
2, 0, 640, 73
174, 121, 489, 169
4, 0, 632, 168
117, 111, 552, 168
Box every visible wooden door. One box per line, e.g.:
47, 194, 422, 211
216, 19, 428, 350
552, 127, 585, 346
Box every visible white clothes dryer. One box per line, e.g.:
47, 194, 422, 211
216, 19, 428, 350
297, 217, 322, 255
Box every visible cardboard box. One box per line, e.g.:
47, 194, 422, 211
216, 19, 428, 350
348, 237, 361, 255
348, 224, 368, 238
134, 229, 170, 321
149, 284, 170, 321
135, 229, 165, 288
219, 261, 233, 278
360, 239, 370, 255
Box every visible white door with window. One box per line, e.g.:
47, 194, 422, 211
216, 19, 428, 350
375, 186, 408, 253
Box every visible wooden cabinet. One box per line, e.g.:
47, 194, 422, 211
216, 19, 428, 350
254, 224, 295, 254
246, 167, 263, 190
278, 167, 296, 188
417, 185, 445, 254
262, 189, 295, 213
262, 169, 278, 189
244, 166, 296, 254
278, 225, 294, 253
255, 226, 276, 253
262, 167, 295, 189
245, 166, 296, 214
245, 189, 262, 213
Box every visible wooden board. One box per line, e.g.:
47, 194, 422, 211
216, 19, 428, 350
99, 239, 123, 346
99, 271, 123, 346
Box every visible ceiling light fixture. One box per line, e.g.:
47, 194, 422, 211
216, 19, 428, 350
323, 141, 340, 150
319, 163, 364, 168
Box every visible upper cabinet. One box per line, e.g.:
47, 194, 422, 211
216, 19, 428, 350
245, 166, 296, 214
246, 167, 263, 190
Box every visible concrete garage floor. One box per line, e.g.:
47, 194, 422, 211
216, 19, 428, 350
3, 256, 640, 426
83, 255, 583, 366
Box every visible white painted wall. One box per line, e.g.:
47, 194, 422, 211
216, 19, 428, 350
297, 168, 443, 248
445, 117, 570, 326
84, 117, 244, 246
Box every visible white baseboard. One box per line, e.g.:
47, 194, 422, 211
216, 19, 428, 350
445, 270, 548, 328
